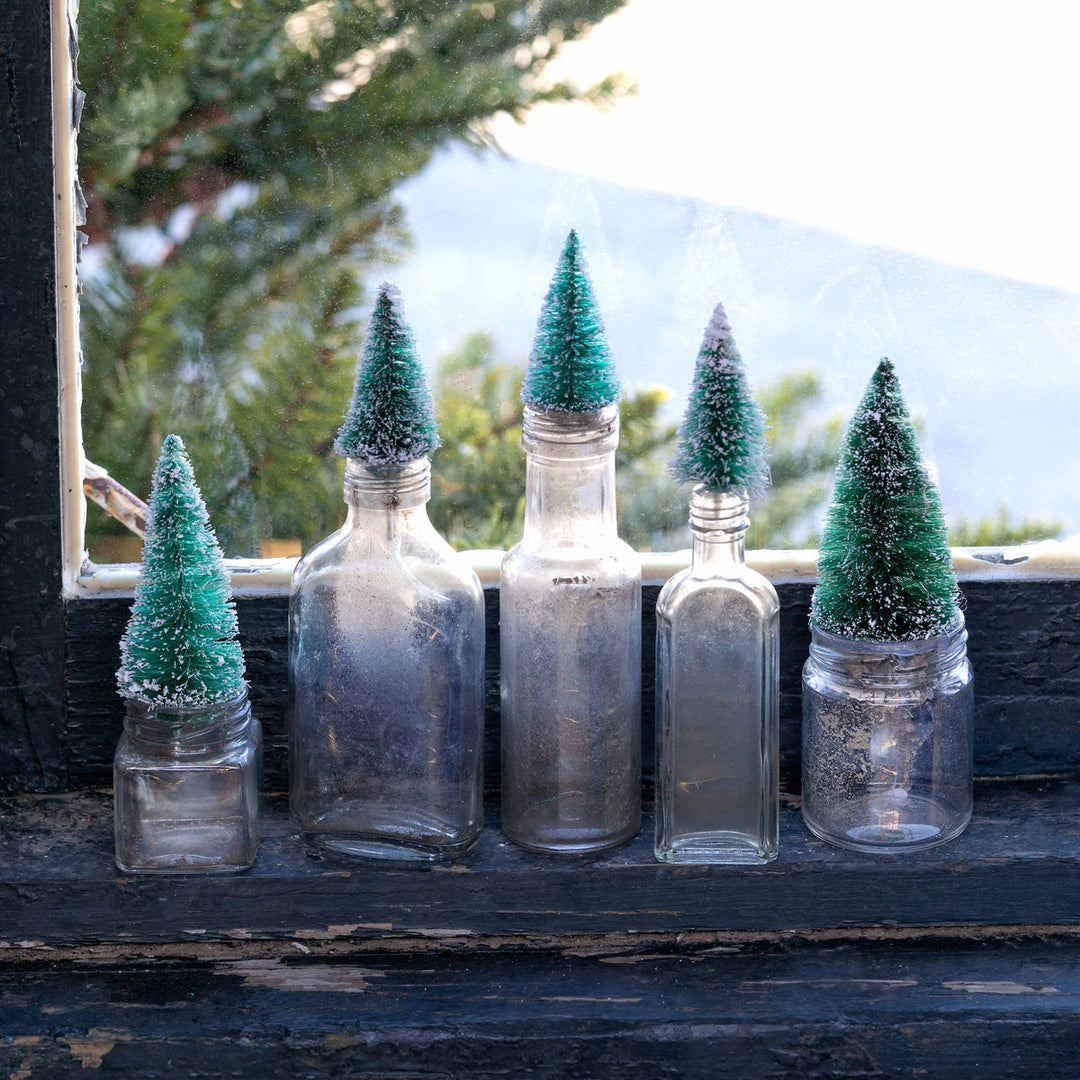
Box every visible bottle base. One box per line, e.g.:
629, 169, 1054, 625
302, 831, 479, 864
655, 831, 778, 865
802, 800, 971, 854
115, 855, 256, 874
501, 817, 640, 855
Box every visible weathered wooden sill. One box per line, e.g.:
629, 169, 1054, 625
3, 777, 1079, 946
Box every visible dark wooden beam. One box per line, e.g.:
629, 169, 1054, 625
3, 933, 1080, 1077
64, 579, 1080, 792
0, 0, 67, 791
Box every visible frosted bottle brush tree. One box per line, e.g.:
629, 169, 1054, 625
501, 230, 642, 855
521, 229, 622, 412
802, 359, 973, 853
117, 434, 246, 708
655, 301, 779, 865
114, 435, 261, 874
671, 302, 769, 497
334, 283, 441, 464
811, 358, 959, 641
290, 283, 485, 863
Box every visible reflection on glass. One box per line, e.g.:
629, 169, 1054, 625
77, 2, 1076, 559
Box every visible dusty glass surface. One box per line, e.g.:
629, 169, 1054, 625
654, 490, 779, 864
113, 693, 261, 874
801, 621, 974, 853
289, 458, 485, 862
500, 406, 641, 853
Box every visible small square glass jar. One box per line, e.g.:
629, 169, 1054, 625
114, 692, 262, 873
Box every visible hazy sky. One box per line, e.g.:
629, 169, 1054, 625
492, 0, 1080, 296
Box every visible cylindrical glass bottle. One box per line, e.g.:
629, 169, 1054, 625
113, 691, 261, 873
654, 488, 779, 864
801, 619, 973, 852
500, 405, 642, 854
289, 457, 485, 862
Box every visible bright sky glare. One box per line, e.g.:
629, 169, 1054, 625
492, 0, 1080, 296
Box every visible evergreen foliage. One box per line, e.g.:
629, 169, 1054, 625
521, 230, 622, 411
117, 435, 246, 708
78, 0, 631, 552
811, 359, 960, 641
671, 302, 768, 496
335, 284, 440, 464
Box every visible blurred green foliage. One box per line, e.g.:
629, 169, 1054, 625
78, 0, 631, 553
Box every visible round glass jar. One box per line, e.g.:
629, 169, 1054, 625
114, 691, 262, 873
801, 618, 973, 853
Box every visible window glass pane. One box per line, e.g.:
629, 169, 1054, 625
78, 1, 1080, 560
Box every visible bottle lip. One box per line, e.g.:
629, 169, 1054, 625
343, 456, 431, 502
522, 403, 619, 447
689, 486, 750, 536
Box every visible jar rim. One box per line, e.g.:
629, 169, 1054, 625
808, 614, 967, 655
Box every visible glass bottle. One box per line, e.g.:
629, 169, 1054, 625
500, 405, 642, 854
113, 691, 261, 874
289, 456, 485, 862
801, 618, 974, 852
654, 488, 779, 864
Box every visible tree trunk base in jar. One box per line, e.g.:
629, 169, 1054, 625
801, 621, 974, 855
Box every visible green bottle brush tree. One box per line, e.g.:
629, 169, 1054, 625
117, 434, 247, 709
672, 301, 769, 496
811, 358, 960, 641
335, 283, 441, 464
521, 230, 622, 412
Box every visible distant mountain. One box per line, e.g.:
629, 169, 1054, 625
384, 147, 1080, 535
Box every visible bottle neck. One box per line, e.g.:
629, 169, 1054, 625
689, 486, 749, 576
343, 458, 432, 530
521, 405, 619, 546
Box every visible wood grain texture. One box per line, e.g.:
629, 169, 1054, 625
64, 579, 1080, 791
0, 0, 67, 792
2, 778, 1079, 945
2, 934, 1080, 1077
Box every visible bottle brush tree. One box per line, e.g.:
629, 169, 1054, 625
117, 435, 247, 708
521, 230, 622, 412
335, 283, 441, 464
671, 301, 769, 497
811, 358, 960, 641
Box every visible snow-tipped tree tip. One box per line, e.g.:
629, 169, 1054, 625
334, 284, 440, 464
521, 230, 621, 412
161, 433, 186, 454
670, 301, 768, 495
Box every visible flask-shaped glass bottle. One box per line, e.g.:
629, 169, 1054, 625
500, 405, 642, 853
289, 457, 485, 861
654, 488, 779, 863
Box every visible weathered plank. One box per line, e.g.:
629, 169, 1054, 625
2, 778, 1080, 945
3, 934, 1080, 1078
64, 580, 1080, 790
0, 0, 67, 792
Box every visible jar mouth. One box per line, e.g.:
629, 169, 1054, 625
807, 616, 968, 680
123, 690, 252, 749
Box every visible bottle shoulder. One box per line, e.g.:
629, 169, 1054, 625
292, 523, 481, 601
656, 565, 779, 622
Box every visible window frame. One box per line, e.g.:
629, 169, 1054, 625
2, 0, 1079, 797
